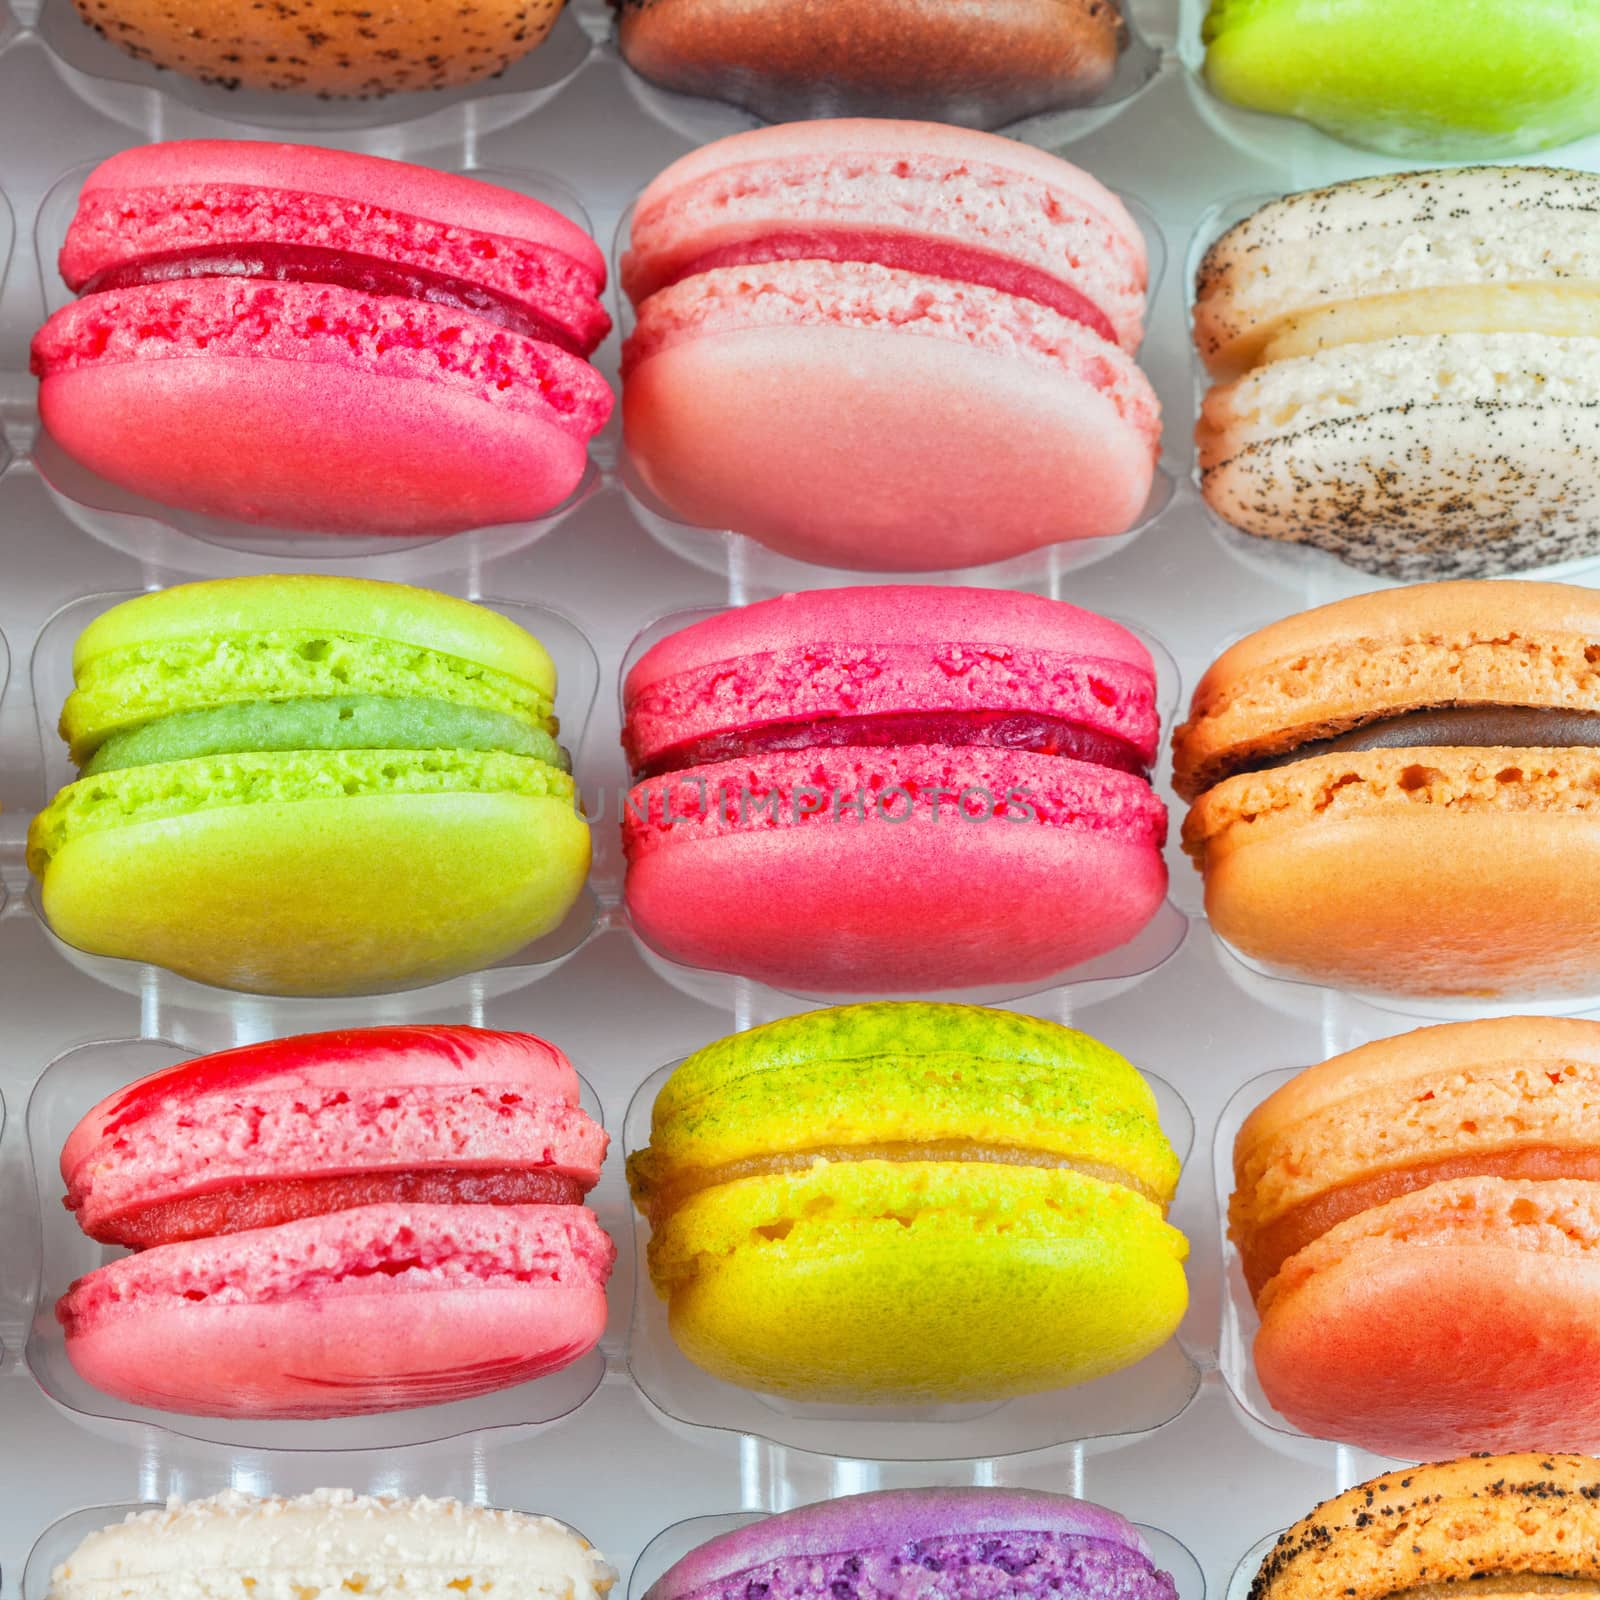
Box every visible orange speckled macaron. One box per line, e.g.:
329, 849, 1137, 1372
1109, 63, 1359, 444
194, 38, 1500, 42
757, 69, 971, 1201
1234, 1016, 1600, 1458
1250, 1455, 1600, 1600
1173, 579, 1600, 998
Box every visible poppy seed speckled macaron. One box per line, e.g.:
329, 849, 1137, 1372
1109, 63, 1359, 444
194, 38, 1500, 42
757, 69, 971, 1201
613, 0, 1127, 130
1233, 1017, 1600, 1458
629, 1002, 1188, 1404
1195, 166, 1600, 579
644, 1490, 1178, 1600
1250, 1456, 1600, 1600
1174, 579, 1600, 998
67, 0, 571, 96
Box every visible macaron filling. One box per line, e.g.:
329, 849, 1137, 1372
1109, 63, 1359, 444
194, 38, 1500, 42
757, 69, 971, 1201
665, 1530, 1174, 1600
652, 230, 1121, 346
633, 709, 1150, 781
79, 244, 597, 357
83, 697, 567, 776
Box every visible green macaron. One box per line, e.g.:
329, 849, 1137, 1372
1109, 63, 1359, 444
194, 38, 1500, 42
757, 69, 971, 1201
28, 575, 590, 996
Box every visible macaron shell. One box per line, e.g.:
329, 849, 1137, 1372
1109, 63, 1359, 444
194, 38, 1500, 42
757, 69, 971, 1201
625, 749, 1166, 993
650, 1161, 1188, 1402
1250, 1453, 1600, 1600
1188, 751, 1600, 996
625, 291, 1157, 570
76, 141, 607, 283
62, 1204, 612, 1418
645, 1488, 1154, 1600
616, 0, 1125, 131
1198, 332, 1600, 579
37, 788, 591, 997
1172, 579, 1600, 801
1253, 1179, 1600, 1457
37, 297, 609, 536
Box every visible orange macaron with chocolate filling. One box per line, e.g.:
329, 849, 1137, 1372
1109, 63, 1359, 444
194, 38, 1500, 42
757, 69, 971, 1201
1174, 579, 1600, 999
1233, 1016, 1600, 1458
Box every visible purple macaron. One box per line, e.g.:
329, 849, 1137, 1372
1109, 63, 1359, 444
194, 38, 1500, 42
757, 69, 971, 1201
644, 1489, 1179, 1600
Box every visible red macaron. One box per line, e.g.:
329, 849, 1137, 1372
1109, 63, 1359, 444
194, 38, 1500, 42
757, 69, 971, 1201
32, 141, 614, 537
56, 1025, 614, 1419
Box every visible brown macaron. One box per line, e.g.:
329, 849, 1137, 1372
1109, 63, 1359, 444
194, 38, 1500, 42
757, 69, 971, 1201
612, 0, 1127, 130
1251, 1455, 1600, 1600
71, 0, 567, 96
1173, 579, 1600, 998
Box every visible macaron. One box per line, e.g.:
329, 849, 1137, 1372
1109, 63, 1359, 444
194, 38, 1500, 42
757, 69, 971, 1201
27, 575, 591, 997
1195, 167, 1600, 580
644, 1489, 1178, 1600
1250, 1455, 1600, 1600
1203, 1, 1600, 159
64, 0, 570, 96
622, 586, 1168, 995
1233, 1017, 1600, 1458
46, 1490, 617, 1600
56, 1025, 615, 1418
1172, 579, 1600, 999
628, 1002, 1188, 1404
32, 141, 612, 536
621, 120, 1160, 572
614, 1, 1128, 130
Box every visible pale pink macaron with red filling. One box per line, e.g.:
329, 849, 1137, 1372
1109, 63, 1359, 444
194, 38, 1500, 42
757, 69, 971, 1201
31, 141, 614, 536
56, 1024, 615, 1419
620, 119, 1161, 573
622, 586, 1169, 994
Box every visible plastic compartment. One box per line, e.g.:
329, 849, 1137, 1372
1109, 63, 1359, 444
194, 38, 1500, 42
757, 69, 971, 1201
614, 604, 1190, 1016
25, 589, 602, 1018
24, 1034, 612, 1452
23, 1498, 605, 1598
30, 159, 609, 584
623, 1054, 1201, 1461
1184, 189, 1600, 600
27, 0, 597, 152
610, 195, 1176, 594
629, 1510, 1206, 1600
606, 0, 1168, 154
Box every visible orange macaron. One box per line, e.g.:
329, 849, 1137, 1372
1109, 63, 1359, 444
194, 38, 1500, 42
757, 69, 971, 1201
1232, 1016, 1600, 1458
1174, 579, 1600, 998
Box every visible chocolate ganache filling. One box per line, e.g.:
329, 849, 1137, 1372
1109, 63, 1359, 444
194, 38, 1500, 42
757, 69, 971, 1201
1256, 704, 1600, 771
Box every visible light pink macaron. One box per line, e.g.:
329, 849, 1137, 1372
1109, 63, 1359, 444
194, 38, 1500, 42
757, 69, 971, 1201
55, 1025, 615, 1419
33, 141, 614, 536
621, 120, 1161, 573
622, 586, 1169, 994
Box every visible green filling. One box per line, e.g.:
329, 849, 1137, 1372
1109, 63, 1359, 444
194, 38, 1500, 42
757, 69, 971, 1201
84, 698, 569, 776
64, 631, 555, 762
28, 748, 577, 870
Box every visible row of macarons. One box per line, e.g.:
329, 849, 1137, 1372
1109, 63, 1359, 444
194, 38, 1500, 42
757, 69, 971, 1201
21, 999, 1600, 1467
21, 130, 1600, 583
18, 570, 1600, 1007
38, 0, 1600, 162
26, 1455, 1600, 1600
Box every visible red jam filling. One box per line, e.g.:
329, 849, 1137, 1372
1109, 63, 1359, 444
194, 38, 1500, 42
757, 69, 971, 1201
656, 230, 1121, 346
634, 709, 1150, 781
80, 244, 592, 356
81, 1168, 588, 1250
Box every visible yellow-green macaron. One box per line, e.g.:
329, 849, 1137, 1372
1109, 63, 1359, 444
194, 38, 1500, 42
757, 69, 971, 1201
28, 575, 590, 996
629, 1001, 1189, 1404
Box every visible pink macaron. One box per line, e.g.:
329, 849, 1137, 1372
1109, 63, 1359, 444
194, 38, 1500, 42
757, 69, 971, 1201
55, 1025, 615, 1419
622, 586, 1169, 994
620, 120, 1160, 573
32, 141, 614, 536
